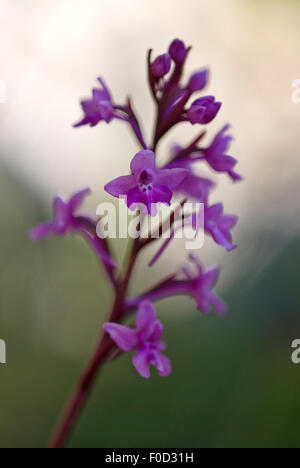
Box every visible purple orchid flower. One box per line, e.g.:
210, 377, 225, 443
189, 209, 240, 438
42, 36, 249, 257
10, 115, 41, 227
30, 188, 92, 239
187, 96, 222, 125
30, 188, 116, 270
74, 77, 115, 128
126, 255, 227, 316
203, 125, 242, 181
103, 301, 171, 379
104, 150, 188, 214
204, 203, 238, 251
184, 255, 227, 314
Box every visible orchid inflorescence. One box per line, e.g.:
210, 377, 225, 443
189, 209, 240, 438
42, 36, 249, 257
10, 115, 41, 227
30, 38, 242, 448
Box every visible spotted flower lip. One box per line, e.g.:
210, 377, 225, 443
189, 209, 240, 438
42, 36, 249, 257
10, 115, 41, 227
104, 150, 189, 214
187, 96, 222, 125
103, 301, 171, 379
74, 77, 115, 127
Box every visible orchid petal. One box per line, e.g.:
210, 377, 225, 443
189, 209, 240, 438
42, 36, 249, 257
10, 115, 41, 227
103, 323, 138, 352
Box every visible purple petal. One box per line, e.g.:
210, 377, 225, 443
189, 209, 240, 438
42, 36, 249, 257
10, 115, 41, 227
73, 99, 102, 128
188, 69, 209, 92
29, 222, 54, 241
103, 323, 138, 352
92, 88, 108, 103
105, 175, 136, 198
97, 77, 112, 100
68, 187, 91, 213
127, 185, 172, 215
221, 214, 238, 230
136, 301, 157, 341
228, 169, 243, 182
98, 101, 114, 123
53, 197, 69, 225
151, 185, 173, 205
151, 53, 171, 78
209, 155, 237, 172
132, 348, 151, 379
152, 351, 172, 377
179, 174, 214, 202
149, 321, 164, 343
210, 293, 227, 315
201, 267, 221, 290
206, 203, 223, 221
211, 125, 232, 153
155, 168, 189, 190
130, 150, 156, 175
209, 226, 237, 252
126, 186, 147, 211
187, 105, 206, 125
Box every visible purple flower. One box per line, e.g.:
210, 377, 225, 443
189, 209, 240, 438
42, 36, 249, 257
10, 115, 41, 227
105, 150, 188, 214
151, 53, 171, 78
185, 255, 227, 315
188, 69, 209, 92
74, 77, 114, 128
126, 256, 227, 316
103, 301, 171, 379
169, 39, 188, 64
30, 188, 91, 239
204, 125, 242, 181
187, 96, 222, 125
204, 203, 238, 251
30, 188, 116, 270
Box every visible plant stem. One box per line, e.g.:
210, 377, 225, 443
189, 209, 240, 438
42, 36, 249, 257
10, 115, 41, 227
48, 240, 140, 448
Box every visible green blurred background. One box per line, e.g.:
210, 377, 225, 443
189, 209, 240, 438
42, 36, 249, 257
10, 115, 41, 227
1, 0, 300, 448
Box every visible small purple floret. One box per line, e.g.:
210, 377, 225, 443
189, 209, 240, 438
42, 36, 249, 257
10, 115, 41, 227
204, 125, 241, 181
105, 150, 188, 214
74, 77, 114, 128
204, 203, 238, 251
30, 188, 91, 240
103, 301, 171, 379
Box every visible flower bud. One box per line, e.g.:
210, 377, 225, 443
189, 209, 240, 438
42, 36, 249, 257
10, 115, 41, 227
188, 69, 209, 91
151, 53, 171, 78
169, 39, 187, 64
